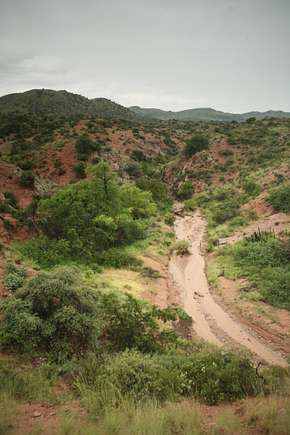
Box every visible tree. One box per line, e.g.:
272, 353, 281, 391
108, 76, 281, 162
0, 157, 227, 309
35, 161, 156, 259
19, 170, 35, 188
184, 135, 209, 158
75, 135, 101, 160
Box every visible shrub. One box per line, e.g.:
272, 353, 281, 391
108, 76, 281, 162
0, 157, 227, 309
242, 177, 261, 197
98, 292, 179, 353
131, 149, 147, 162
75, 136, 101, 160
170, 240, 190, 255
269, 184, 290, 213
184, 135, 209, 158
141, 267, 161, 279
73, 162, 86, 179
177, 181, 193, 200
77, 348, 262, 407
211, 199, 240, 224
18, 236, 71, 268
97, 248, 142, 269
0, 268, 100, 357
4, 264, 26, 292
218, 235, 290, 309
19, 170, 35, 188
26, 162, 156, 265
3, 192, 18, 208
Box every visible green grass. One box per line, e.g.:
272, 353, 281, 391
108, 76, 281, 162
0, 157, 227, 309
57, 400, 202, 435
0, 393, 18, 435
217, 233, 290, 309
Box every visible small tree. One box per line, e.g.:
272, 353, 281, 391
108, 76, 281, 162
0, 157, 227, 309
73, 162, 86, 179
184, 135, 209, 158
75, 135, 101, 160
19, 170, 35, 188
177, 181, 193, 200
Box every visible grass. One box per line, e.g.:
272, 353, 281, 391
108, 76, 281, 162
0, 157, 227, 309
0, 358, 53, 402
57, 400, 202, 435
82, 268, 146, 298
243, 396, 290, 435
184, 185, 258, 250
216, 233, 290, 310
0, 393, 19, 435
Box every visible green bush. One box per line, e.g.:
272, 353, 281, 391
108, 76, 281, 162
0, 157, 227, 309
98, 292, 179, 353
4, 264, 26, 291
73, 162, 86, 178
177, 181, 193, 200
170, 240, 190, 255
97, 248, 142, 269
75, 136, 101, 160
218, 235, 290, 309
211, 199, 240, 224
3, 192, 18, 208
241, 177, 261, 198
184, 135, 209, 158
0, 268, 100, 357
269, 184, 290, 213
22, 162, 156, 265
19, 170, 35, 188
18, 236, 71, 268
77, 348, 262, 407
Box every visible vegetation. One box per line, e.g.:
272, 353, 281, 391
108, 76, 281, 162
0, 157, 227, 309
0, 100, 290, 434
19, 170, 35, 188
75, 135, 101, 160
217, 233, 290, 309
18, 161, 156, 266
170, 240, 191, 255
4, 264, 26, 291
184, 134, 209, 158
269, 183, 290, 213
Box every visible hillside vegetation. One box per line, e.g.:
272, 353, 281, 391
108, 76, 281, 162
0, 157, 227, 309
0, 92, 289, 434
0, 89, 136, 120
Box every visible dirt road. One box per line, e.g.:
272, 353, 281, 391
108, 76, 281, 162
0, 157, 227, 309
169, 211, 287, 367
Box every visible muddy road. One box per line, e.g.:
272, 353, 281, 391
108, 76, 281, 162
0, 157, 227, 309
169, 211, 287, 367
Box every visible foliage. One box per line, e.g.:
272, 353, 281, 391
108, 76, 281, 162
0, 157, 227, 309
22, 161, 156, 265
170, 240, 191, 255
141, 267, 161, 279
269, 183, 290, 213
73, 162, 86, 178
17, 236, 71, 268
184, 134, 209, 158
218, 234, 290, 309
77, 348, 262, 407
177, 181, 193, 200
4, 264, 26, 292
241, 176, 261, 197
0, 267, 100, 358
19, 170, 35, 187
97, 292, 180, 353
75, 136, 101, 160
3, 192, 18, 208
0, 359, 52, 401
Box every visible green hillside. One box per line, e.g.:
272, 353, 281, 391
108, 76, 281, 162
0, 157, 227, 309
0, 89, 136, 120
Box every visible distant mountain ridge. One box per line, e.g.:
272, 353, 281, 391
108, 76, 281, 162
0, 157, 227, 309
0, 89, 136, 120
0, 89, 289, 122
129, 106, 290, 122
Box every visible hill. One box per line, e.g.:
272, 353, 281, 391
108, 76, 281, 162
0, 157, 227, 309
0, 89, 136, 120
130, 105, 290, 122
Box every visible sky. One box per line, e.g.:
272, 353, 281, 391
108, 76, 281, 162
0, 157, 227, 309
0, 0, 290, 112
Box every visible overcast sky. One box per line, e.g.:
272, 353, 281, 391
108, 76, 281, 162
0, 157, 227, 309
0, 0, 289, 112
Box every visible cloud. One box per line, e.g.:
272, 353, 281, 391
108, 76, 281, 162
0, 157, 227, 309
0, 0, 289, 111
